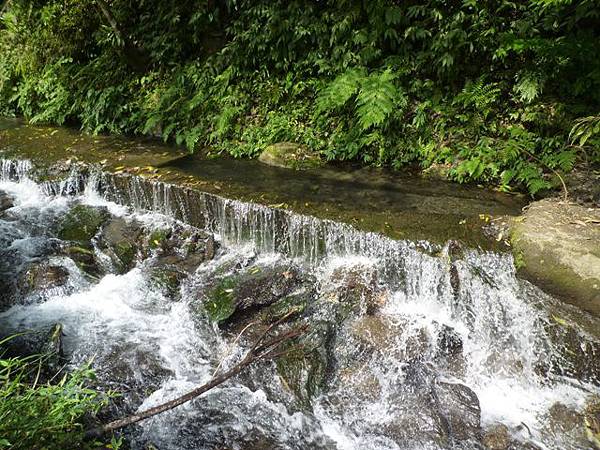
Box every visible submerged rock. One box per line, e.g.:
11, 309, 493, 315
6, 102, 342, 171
258, 142, 323, 170
58, 204, 109, 243
511, 199, 600, 316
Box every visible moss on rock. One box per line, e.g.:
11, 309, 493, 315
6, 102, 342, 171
58, 204, 108, 243
205, 277, 238, 324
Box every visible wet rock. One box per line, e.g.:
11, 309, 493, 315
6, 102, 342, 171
275, 320, 334, 407
17, 261, 69, 296
434, 381, 481, 442
0, 189, 14, 212
58, 204, 109, 243
482, 423, 511, 450
0, 323, 65, 379
257, 289, 310, 324
258, 142, 323, 170
328, 357, 481, 448
326, 263, 387, 316
97, 217, 143, 273
510, 199, 600, 316
148, 226, 216, 274
584, 395, 600, 449
350, 315, 431, 362
436, 324, 463, 357
64, 245, 103, 279
539, 402, 589, 447
380, 370, 481, 447
541, 317, 600, 384
147, 266, 187, 298
97, 343, 174, 414
203, 263, 301, 325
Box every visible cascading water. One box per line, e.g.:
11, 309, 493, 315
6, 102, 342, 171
0, 158, 598, 450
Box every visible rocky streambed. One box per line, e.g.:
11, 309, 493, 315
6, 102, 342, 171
0, 118, 600, 449
0, 158, 598, 450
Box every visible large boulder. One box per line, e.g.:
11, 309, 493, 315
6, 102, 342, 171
201, 263, 302, 325
511, 199, 600, 315
258, 142, 323, 170
57, 204, 109, 243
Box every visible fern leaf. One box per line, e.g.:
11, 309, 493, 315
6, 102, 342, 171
514, 72, 542, 104
356, 69, 403, 130
316, 68, 365, 115
569, 115, 600, 146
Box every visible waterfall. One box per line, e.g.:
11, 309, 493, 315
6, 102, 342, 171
0, 157, 598, 450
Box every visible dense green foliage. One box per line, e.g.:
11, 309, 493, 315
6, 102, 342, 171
0, 337, 117, 449
1, 0, 599, 193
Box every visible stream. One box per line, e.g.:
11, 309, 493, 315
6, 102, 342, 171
0, 157, 599, 450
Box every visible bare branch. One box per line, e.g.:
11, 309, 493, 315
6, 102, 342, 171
86, 320, 306, 439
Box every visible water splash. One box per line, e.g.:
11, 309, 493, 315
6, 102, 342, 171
0, 158, 598, 449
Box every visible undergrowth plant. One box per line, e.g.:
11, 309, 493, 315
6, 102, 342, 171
0, 336, 118, 449
0, 0, 598, 194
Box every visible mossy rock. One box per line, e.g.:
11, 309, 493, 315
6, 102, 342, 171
258, 142, 323, 170
258, 291, 308, 324
58, 204, 108, 243
205, 276, 238, 324
65, 245, 102, 279
275, 321, 333, 408
148, 267, 187, 297
148, 228, 170, 250
202, 263, 302, 325
97, 217, 143, 273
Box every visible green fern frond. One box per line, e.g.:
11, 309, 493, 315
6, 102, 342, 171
514, 72, 543, 104
356, 69, 404, 130
569, 115, 600, 146
454, 77, 501, 109
316, 68, 365, 115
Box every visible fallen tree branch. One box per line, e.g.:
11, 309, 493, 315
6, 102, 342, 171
86, 314, 306, 439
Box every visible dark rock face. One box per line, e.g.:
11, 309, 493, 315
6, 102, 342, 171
0, 323, 65, 380
539, 318, 600, 385
0, 189, 14, 212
